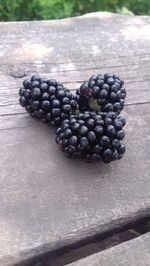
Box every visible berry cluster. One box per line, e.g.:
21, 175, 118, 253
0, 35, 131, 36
56, 111, 126, 163
19, 75, 77, 126
76, 73, 126, 114
19, 74, 126, 163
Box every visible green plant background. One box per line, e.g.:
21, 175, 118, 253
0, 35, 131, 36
0, 0, 149, 21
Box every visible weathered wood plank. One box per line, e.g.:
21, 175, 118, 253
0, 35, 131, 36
69, 232, 150, 266
0, 113, 41, 131
0, 13, 150, 65
0, 13, 150, 117
0, 102, 150, 265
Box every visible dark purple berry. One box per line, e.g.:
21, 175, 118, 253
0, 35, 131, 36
19, 96, 28, 107
100, 136, 110, 147
41, 100, 51, 111
55, 111, 126, 163
31, 100, 40, 110
52, 100, 60, 108
63, 104, 71, 113
31, 87, 41, 99
76, 73, 126, 114
40, 82, 48, 92
106, 125, 116, 137
87, 131, 96, 142
69, 136, 78, 146
80, 126, 88, 136
80, 137, 89, 147
19, 76, 77, 126
52, 108, 61, 117
116, 130, 125, 140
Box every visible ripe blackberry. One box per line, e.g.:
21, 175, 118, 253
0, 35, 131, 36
19, 75, 77, 126
56, 111, 126, 163
76, 73, 126, 114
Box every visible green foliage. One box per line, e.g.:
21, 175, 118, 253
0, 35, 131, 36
0, 0, 149, 21
118, 6, 134, 16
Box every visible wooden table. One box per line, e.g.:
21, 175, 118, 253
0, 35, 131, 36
0, 12, 150, 266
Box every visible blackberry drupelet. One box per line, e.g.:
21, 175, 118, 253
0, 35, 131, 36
19, 75, 77, 126
76, 73, 126, 114
56, 111, 126, 163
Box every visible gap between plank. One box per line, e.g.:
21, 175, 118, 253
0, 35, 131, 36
7, 209, 150, 266
36, 219, 150, 266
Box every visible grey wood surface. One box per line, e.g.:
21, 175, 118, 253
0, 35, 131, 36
0, 12, 150, 266
69, 232, 150, 266
0, 12, 150, 118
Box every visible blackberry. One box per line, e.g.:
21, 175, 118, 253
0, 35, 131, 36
19, 75, 77, 126
56, 111, 126, 163
76, 73, 126, 114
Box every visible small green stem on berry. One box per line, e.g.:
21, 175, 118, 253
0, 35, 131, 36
89, 98, 101, 112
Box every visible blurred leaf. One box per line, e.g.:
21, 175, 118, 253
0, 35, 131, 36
117, 6, 134, 15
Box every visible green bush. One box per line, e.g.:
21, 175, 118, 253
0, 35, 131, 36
0, 0, 149, 21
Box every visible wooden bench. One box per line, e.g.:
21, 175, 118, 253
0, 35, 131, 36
0, 12, 150, 266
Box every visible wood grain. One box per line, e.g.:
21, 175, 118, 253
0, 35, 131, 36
69, 233, 150, 266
